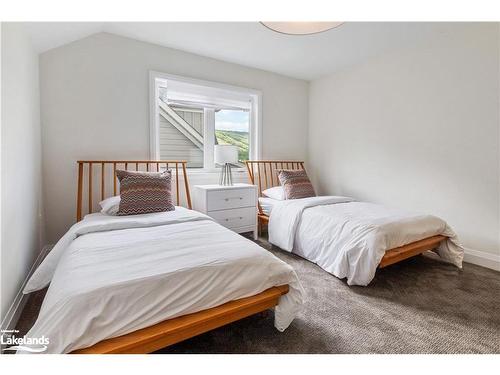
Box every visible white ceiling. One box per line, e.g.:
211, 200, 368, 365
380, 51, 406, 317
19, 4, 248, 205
23, 22, 456, 80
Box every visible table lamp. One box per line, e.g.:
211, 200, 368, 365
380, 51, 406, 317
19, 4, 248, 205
214, 145, 238, 186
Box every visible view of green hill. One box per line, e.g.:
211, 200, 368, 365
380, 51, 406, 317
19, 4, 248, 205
215, 130, 249, 162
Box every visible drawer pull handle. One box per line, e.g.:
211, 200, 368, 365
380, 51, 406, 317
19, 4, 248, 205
225, 217, 243, 221
224, 197, 243, 202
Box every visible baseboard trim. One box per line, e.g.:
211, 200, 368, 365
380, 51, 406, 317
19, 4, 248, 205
463, 247, 500, 272
0, 245, 51, 334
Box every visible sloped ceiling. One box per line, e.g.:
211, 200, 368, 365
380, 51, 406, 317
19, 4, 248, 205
23, 22, 458, 80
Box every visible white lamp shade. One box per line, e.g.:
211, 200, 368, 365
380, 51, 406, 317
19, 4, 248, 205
261, 22, 344, 35
214, 145, 238, 165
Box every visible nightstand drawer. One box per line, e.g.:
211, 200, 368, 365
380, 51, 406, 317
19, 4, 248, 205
208, 207, 256, 229
206, 188, 256, 211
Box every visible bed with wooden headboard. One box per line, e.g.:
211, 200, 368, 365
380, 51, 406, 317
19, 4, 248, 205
245, 160, 446, 269
75, 160, 192, 221
61, 160, 291, 353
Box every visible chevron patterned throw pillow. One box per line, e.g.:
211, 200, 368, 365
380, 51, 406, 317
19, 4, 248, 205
116, 169, 174, 216
277, 169, 316, 200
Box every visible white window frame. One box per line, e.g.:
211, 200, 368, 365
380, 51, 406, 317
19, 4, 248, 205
149, 71, 262, 173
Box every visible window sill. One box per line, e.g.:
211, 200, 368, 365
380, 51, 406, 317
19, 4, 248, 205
185, 168, 247, 175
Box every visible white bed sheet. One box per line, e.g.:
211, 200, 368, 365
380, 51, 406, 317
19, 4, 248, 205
268, 196, 464, 286
259, 197, 279, 216
22, 208, 303, 353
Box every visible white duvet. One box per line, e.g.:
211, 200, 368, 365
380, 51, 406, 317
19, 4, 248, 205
22, 208, 303, 354
269, 196, 464, 286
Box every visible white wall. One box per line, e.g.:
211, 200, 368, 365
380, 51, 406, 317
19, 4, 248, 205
40, 32, 309, 243
309, 23, 500, 268
1, 23, 45, 321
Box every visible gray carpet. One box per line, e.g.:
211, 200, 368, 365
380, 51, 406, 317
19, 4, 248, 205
15, 238, 500, 354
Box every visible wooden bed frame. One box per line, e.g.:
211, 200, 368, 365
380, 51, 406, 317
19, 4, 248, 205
70, 160, 289, 354
245, 160, 446, 269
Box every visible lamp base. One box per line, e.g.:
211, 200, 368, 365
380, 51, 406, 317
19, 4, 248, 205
219, 163, 233, 186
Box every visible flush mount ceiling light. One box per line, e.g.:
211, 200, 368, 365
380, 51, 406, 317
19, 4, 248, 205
260, 22, 344, 35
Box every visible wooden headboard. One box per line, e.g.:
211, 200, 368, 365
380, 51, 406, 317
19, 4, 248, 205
245, 160, 305, 216
76, 160, 192, 221
245, 160, 306, 195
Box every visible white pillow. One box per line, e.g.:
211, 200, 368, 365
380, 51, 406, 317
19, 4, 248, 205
262, 186, 285, 200
99, 196, 121, 216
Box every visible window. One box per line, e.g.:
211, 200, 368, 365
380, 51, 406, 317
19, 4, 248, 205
215, 109, 250, 167
150, 72, 261, 169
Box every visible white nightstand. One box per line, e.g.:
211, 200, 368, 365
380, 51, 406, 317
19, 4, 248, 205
193, 183, 258, 240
